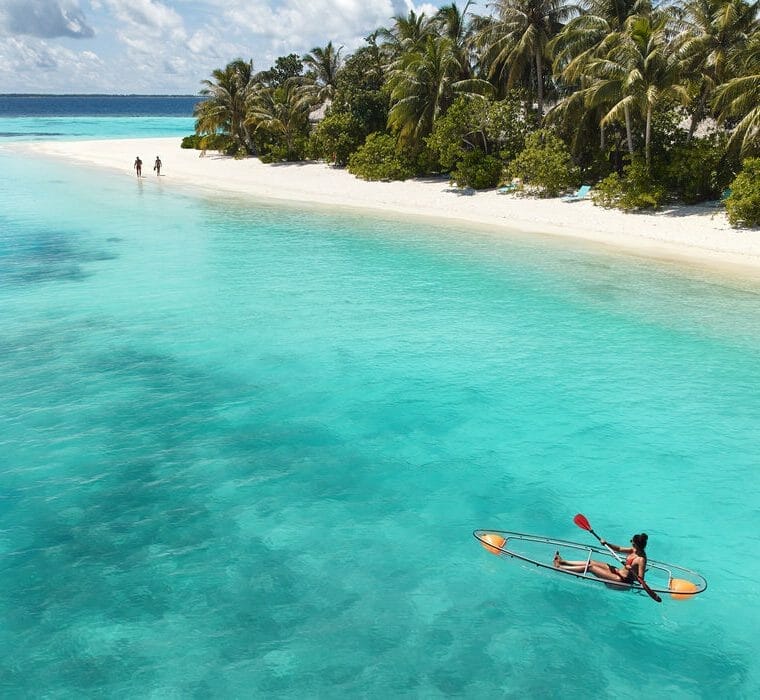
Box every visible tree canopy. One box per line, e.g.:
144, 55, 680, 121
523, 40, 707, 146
192, 1, 760, 223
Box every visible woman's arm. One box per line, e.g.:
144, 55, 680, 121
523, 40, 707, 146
635, 557, 646, 580
600, 540, 633, 554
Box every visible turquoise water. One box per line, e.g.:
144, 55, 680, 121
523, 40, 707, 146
2, 124, 760, 697
0, 95, 196, 142
0, 116, 194, 142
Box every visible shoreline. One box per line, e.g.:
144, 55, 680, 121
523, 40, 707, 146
10, 136, 760, 277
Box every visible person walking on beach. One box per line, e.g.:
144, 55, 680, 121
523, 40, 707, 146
153, 156, 162, 176
134, 156, 142, 177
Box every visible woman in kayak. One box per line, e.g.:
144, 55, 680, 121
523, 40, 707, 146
553, 533, 648, 584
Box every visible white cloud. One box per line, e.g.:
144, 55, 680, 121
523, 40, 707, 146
187, 29, 223, 58
412, 3, 440, 18
98, 0, 187, 59
91, 0, 192, 87
222, 0, 395, 43
0, 0, 451, 93
0, 35, 103, 88
207, 0, 448, 67
0, 0, 95, 39
103, 0, 184, 33
163, 54, 187, 75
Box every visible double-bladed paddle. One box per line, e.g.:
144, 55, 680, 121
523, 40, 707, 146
573, 513, 662, 603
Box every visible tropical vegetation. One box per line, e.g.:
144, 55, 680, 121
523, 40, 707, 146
188, 1, 760, 226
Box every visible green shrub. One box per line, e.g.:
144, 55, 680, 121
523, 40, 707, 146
424, 98, 470, 172
181, 133, 232, 152
257, 134, 308, 163
413, 145, 440, 176
582, 151, 618, 183
726, 158, 760, 227
450, 150, 503, 189
347, 132, 415, 181
488, 92, 538, 163
662, 135, 729, 204
425, 92, 535, 182
592, 159, 666, 210
508, 130, 578, 197
309, 112, 364, 166
181, 134, 201, 149
259, 143, 289, 163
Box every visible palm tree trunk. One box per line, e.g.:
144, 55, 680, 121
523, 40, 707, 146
286, 130, 294, 161
535, 51, 544, 118
687, 90, 708, 143
232, 108, 244, 150
245, 128, 254, 154
645, 104, 652, 168
600, 124, 605, 151
624, 104, 634, 155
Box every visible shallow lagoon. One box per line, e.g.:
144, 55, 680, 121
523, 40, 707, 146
1, 136, 759, 696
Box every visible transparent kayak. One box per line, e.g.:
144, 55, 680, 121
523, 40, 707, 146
474, 529, 707, 599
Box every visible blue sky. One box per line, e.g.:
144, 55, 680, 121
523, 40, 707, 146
0, 0, 454, 94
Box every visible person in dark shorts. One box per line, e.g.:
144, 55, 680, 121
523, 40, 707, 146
134, 156, 142, 177
154, 156, 162, 175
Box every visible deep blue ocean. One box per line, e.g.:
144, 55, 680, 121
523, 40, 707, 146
1, 97, 759, 697
0, 94, 197, 141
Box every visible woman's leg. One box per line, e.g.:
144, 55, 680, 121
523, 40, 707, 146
554, 552, 606, 572
587, 562, 628, 583
554, 552, 629, 583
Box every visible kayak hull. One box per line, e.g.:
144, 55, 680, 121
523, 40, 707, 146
473, 529, 707, 598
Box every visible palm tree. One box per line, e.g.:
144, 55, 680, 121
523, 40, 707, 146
713, 29, 760, 156
478, 0, 578, 116
196, 59, 256, 153
303, 41, 344, 105
380, 9, 435, 59
552, 0, 641, 73
585, 12, 686, 166
550, 1, 642, 152
387, 36, 462, 147
387, 34, 493, 149
433, 2, 478, 79
675, 0, 758, 139
246, 78, 314, 160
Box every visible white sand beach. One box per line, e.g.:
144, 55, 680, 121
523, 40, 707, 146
14, 136, 760, 275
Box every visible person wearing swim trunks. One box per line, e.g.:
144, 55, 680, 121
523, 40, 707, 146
553, 532, 648, 585
134, 156, 143, 177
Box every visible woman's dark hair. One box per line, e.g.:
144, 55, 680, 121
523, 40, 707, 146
632, 533, 648, 551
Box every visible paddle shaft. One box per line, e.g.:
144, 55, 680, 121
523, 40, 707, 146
586, 527, 626, 564
586, 527, 662, 603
